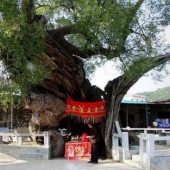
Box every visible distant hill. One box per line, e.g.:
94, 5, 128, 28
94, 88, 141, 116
137, 86, 170, 102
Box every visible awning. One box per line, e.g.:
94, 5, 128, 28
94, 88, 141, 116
121, 99, 149, 104
65, 98, 106, 118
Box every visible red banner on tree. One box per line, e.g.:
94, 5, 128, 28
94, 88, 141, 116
65, 98, 106, 118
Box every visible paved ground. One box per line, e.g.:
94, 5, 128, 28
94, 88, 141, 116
0, 158, 140, 170
2, 138, 170, 170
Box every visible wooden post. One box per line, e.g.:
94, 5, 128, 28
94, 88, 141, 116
126, 105, 128, 127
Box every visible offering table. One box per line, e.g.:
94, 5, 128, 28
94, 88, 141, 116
65, 141, 91, 160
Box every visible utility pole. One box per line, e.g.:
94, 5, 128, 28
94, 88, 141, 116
10, 105, 13, 130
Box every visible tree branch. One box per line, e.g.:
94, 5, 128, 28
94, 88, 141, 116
22, 0, 35, 24
118, 0, 145, 55
105, 53, 170, 119
47, 26, 110, 58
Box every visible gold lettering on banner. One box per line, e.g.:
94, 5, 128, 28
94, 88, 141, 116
87, 108, 91, 113
79, 107, 84, 112
72, 106, 76, 111
95, 107, 99, 112
100, 105, 104, 110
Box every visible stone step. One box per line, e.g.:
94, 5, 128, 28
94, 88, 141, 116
0, 144, 50, 160
124, 159, 143, 169
132, 154, 141, 162
0, 152, 44, 160
19, 153, 43, 160
130, 149, 139, 155
0, 153, 17, 160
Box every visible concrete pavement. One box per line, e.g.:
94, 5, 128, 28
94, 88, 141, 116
0, 158, 140, 170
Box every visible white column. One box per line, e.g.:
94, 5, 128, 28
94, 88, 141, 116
122, 132, 129, 150
146, 134, 155, 157
112, 134, 119, 160
44, 131, 50, 148
139, 133, 146, 155
122, 132, 130, 160
17, 136, 23, 145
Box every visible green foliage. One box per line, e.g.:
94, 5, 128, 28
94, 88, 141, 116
83, 55, 107, 79
65, 33, 86, 48
139, 86, 170, 102
34, 0, 169, 75
0, 84, 22, 108
124, 57, 157, 79
0, 1, 49, 107
51, 0, 169, 79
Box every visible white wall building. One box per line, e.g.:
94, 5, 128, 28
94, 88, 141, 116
123, 94, 146, 102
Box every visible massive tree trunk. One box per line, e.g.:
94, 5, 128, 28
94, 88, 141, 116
104, 54, 170, 158
23, 27, 92, 157
24, 28, 92, 124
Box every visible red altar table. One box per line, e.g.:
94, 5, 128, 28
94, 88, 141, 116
65, 141, 91, 160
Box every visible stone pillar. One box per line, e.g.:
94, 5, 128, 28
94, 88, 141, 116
44, 131, 50, 148
146, 134, 155, 157
122, 132, 130, 160
44, 131, 51, 159
139, 133, 146, 155
17, 136, 23, 145
112, 134, 119, 161
122, 132, 129, 150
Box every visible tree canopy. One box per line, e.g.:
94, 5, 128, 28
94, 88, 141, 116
0, 1, 169, 100
0, 2, 169, 82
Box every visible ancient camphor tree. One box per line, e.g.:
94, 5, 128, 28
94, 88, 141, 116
0, 0, 170, 158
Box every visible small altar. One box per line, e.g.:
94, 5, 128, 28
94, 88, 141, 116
65, 141, 91, 160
